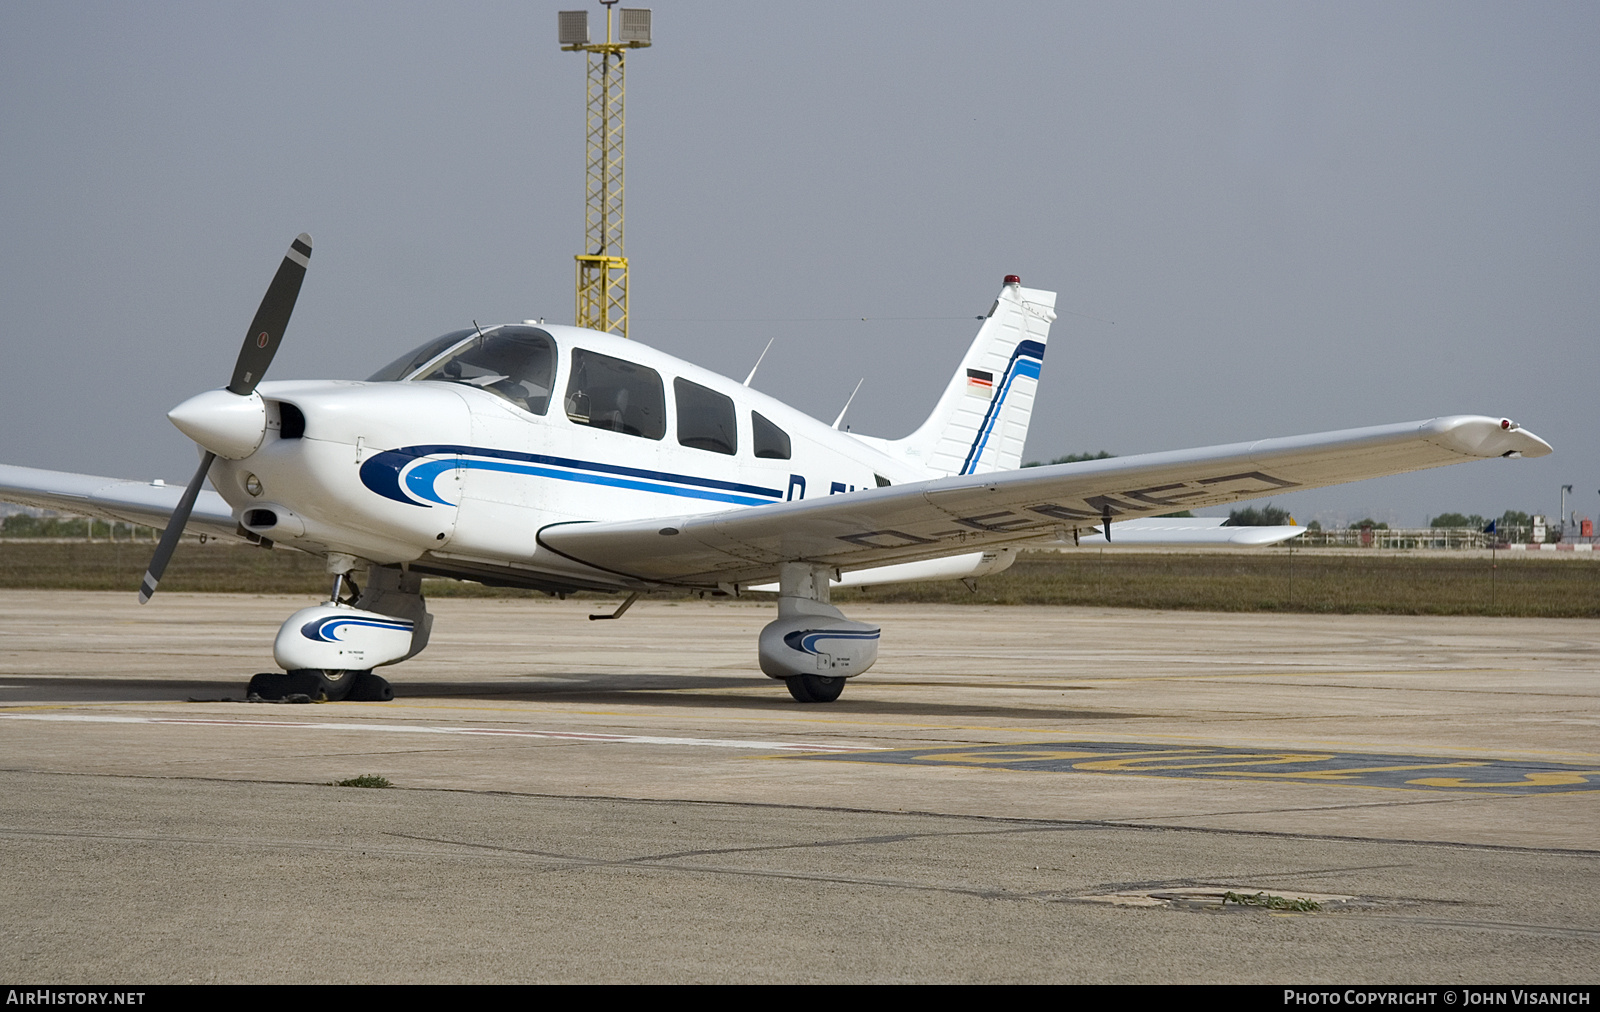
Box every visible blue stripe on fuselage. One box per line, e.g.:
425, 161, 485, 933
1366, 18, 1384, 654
360, 444, 785, 509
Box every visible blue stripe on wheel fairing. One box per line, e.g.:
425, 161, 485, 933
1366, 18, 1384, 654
959, 340, 1045, 475
782, 628, 882, 655
301, 615, 414, 642
360, 444, 785, 508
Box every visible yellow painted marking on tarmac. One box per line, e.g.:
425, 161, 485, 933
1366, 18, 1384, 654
13, 698, 1600, 774
1189, 762, 1487, 780
1069, 752, 1337, 772
766, 754, 1491, 794
1406, 771, 1600, 789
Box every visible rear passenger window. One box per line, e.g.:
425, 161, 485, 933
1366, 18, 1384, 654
564, 349, 666, 439
675, 378, 737, 455
752, 411, 791, 460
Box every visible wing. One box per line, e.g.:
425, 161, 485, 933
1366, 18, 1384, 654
0, 463, 243, 541
537, 415, 1550, 587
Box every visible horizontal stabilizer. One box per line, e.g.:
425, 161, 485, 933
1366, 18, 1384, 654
1108, 517, 1305, 546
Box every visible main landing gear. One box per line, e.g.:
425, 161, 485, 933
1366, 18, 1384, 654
758, 563, 880, 704
247, 558, 431, 702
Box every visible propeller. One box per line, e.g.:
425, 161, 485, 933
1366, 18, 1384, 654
138, 233, 312, 604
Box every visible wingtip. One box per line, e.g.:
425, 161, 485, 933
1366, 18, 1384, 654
1423, 416, 1555, 459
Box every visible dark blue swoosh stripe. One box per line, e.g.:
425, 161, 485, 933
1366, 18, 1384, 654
360, 444, 785, 508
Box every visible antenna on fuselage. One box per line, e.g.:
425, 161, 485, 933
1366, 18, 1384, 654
743, 338, 775, 387
832, 377, 864, 430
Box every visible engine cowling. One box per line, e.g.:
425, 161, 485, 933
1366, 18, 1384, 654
758, 604, 880, 680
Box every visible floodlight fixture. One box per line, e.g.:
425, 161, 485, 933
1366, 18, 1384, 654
618, 9, 652, 46
558, 10, 590, 47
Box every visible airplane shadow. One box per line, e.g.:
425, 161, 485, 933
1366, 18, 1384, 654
0, 674, 1143, 722
394, 673, 1143, 722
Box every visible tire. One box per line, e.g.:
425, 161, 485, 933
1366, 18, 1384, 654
346, 670, 394, 702
274, 668, 360, 701
310, 668, 363, 701
247, 669, 379, 702
785, 674, 844, 703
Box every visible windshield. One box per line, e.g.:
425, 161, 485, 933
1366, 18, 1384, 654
366, 330, 475, 383
368, 326, 558, 416
413, 327, 558, 415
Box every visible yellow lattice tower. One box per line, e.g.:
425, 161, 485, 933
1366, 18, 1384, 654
559, 5, 652, 338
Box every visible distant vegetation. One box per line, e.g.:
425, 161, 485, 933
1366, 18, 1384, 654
1426, 510, 1534, 532
835, 552, 1598, 617
1225, 505, 1292, 527
1, 514, 155, 539
1023, 451, 1114, 467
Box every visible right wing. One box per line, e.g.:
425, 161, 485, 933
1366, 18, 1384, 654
538, 414, 1550, 587
0, 463, 243, 541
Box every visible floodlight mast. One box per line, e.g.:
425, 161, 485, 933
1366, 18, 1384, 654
559, 5, 652, 339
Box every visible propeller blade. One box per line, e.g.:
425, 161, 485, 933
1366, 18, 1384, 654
227, 233, 312, 396
137, 452, 217, 604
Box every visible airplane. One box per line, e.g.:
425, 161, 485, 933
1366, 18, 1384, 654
0, 235, 1553, 703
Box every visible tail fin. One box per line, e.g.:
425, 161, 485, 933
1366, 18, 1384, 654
891, 277, 1055, 476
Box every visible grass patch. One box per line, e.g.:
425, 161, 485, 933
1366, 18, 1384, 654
834, 551, 1600, 618
333, 774, 392, 788
1, 542, 1594, 617
1222, 891, 1322, 911
0, 541, 328, 593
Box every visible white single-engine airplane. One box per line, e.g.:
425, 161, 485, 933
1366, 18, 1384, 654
0, 236, 1553, 702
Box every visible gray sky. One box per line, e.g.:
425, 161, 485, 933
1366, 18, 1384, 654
2, 1, 1595, 528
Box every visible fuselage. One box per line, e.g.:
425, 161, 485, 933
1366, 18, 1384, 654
208, 324, 933, 591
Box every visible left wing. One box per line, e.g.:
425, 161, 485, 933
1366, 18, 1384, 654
0, 463, 243, 541
1106, 517, 1304, 545
537, 415, 1549, 587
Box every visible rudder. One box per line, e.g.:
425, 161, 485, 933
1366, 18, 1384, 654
891, 276, 1055, 476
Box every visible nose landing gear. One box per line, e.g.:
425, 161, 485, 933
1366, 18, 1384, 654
245, 561, 430, 702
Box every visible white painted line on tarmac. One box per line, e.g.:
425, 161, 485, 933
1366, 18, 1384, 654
0, 712, 883, 753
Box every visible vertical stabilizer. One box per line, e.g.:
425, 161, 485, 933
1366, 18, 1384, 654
891, 277, 1055, 476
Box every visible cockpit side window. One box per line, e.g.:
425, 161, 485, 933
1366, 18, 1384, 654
564, 349, 666, 439
675, 378, 737, 455
366, 330, 475, 382
752, 411, 791, 460
413, 327, 558, 415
